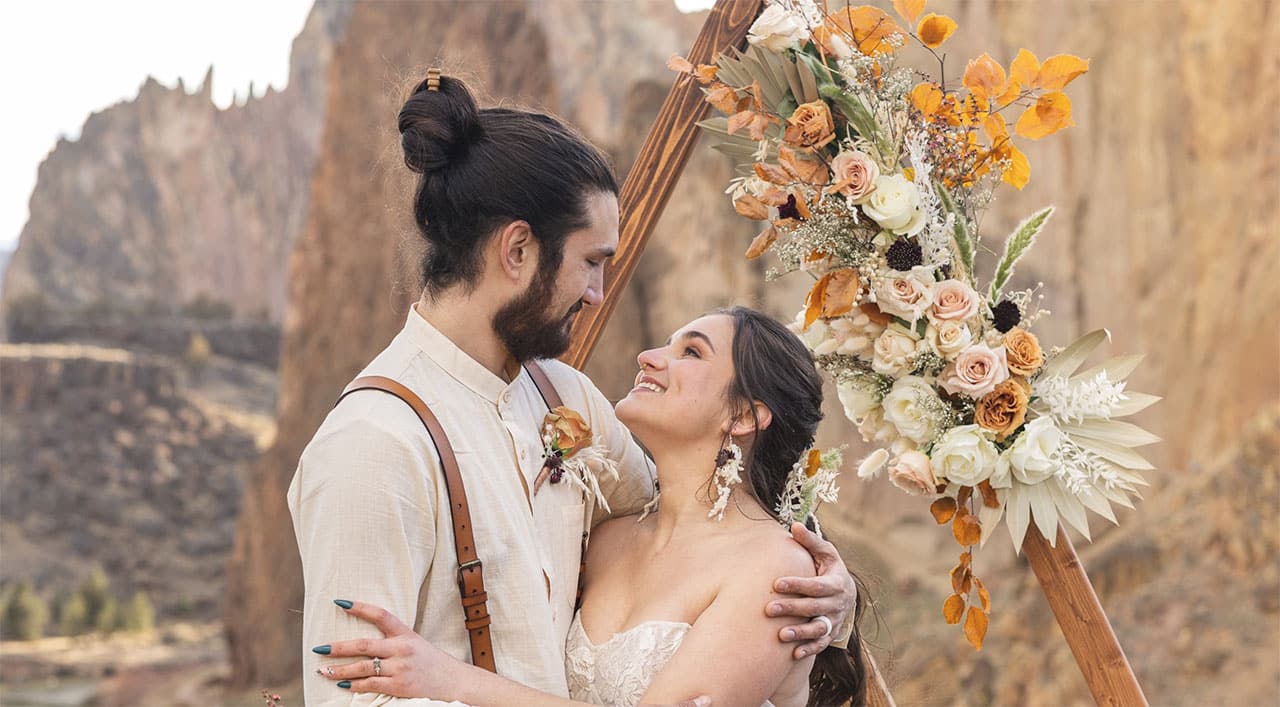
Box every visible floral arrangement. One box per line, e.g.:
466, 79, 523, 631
671, 0, 1158, 649
775, 447, 843, 530
534, 406, 618, 512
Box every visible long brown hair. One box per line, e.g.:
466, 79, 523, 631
717, 306, 869, 707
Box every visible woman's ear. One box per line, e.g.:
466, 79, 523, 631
727, 401, 773, 438
496, 220, 536, 281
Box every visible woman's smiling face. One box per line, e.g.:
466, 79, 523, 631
615, 313, 738, 446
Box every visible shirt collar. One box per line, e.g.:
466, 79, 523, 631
401, 305, 522, 404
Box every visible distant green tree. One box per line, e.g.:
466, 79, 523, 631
56, 591, 89, 636
95, 596, 119, 634
122, 591, 156, 633
1, 581, 49, 640
78, 567, 111, 631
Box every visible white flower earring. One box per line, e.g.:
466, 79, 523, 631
708, 439, 744, 521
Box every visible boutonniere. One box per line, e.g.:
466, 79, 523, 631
533, 406, 618, 512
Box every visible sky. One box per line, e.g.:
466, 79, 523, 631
0, 0, 717, 253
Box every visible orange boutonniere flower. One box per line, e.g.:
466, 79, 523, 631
546, 406, 591, 458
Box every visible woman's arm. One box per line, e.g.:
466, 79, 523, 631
638, 539, 817, 706
319, 601, 709, 707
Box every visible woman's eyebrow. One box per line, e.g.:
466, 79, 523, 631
665, 330, 716, 353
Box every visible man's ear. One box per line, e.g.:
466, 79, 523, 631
727, 400, 773, 438
495, 220, 536, 281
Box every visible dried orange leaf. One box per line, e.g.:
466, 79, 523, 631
943, 594, 965, 624
950, 562, 971, 594
727, 110, 755, 136
964, 606, 989, 650
693, 63, 720, 85
667, 55, 694, 74
983, 114, 1008, 142
1014, 91, 1075, 139
892, 0, 926, 24
978, 480, 1001, 509
1003, 143, 1030, 189
860, 302, 893, 326
754, 162, 792, 185
953, 513, 982, 547
802, 273, 831, 330
705, 84, 740, 114
827, 6, 906, 56
1009, 48, 1040, 87
930, 496, 958, 524
1036, 54, 1089, 90
744, 226, 778, 259
995, 78, 1021, 107
778, 145, 829, 185
959, 550, 972, 568
957, 485, 973, 507
910, 82, 944, 117
962, 53, 1007, 102
820, 268, 860, 318
974, 577, 991, 612
916, 13, 957, 48
805, 448, 823, 477
733, 194, 769, 220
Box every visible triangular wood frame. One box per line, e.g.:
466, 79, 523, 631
560, 1, 1148, 705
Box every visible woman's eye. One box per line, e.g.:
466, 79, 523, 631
683, 346, 701, 358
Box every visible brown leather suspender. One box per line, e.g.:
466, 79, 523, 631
337, 375, 496, 672
334, 361, 563, 674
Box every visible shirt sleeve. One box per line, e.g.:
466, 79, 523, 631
539, 361, 655, 522
288, 398, 465, 706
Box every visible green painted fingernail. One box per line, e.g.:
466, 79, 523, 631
312, 644, 331, 655
337, 681, 351, 689
334, 599, 354, 609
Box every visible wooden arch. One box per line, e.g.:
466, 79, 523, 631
560, 1, 1148, 705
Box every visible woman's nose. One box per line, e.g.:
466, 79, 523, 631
636, 347, 664, 370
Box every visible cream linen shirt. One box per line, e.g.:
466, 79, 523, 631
290, 307, 654, 706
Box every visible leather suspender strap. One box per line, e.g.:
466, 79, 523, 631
523, 360, 564, 409
336, 376, 497, 673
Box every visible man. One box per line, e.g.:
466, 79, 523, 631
290, 71, 855, 705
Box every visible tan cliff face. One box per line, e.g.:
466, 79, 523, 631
0, 2, 351, 328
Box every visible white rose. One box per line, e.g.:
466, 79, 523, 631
888, 449, 938, 497
857, 407, 899, 445
926, 319, 973, 358
997, 417, 1064, 486
880, 375, 941, 445
874, 266, 934, 323
828, 317, 877, 356
872, 326, 923, 377
788, 309, 831, 353
930, 424, 1000, 486
837, 378, 881, 422
861, 174, 926, 235
746, 5, 808, 53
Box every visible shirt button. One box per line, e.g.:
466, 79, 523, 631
501, 391, 511, 404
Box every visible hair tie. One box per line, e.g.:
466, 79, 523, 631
426, 68, 441, 92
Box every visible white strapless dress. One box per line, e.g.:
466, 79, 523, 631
564, 612, 777, 707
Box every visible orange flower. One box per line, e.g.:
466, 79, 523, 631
1003, 328, 1045, 375
546, 406, 592, 456
1015, 91, 1075, 139
974, 380, 1029, 440
783, 101, 836, 150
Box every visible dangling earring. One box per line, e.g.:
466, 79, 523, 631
708, 439, 743, 521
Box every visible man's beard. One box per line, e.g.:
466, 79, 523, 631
493, 266, 583, 362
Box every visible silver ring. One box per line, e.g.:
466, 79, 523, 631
373, 657, 382, 676
814, 615, 833, 638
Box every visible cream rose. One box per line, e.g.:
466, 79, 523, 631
827, 149, 880, 203
888, 450, 938, 496
874, 266, 934, 323
939, 343, 1010, 398
930, 424, 999, 486
789, 309, 829, 351
926, 319, 973, 358
746, 5, 808, 52
997, 416, 1063, 486
861, 174, 926, 235
857, 407, 899, 445
837, 377, 881, 422
872, 326, 924, 377
930, 279, 980, 322
881, 375, 942, 445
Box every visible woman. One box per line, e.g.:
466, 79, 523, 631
317, 307, 868, 706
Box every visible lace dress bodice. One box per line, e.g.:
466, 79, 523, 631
564, 613, 777, 707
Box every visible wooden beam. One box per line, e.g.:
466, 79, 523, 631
1022, 524, 1148, 706
561, 0, 763, 369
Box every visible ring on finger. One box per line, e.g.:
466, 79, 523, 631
373, 657, 382, 676
814, 615, 833, 638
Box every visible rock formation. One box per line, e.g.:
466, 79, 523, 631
219, 0, 1277, 696
0, 3, 352, 329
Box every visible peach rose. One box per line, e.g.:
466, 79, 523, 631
783, 101, 836, 150
888, 450, 938, 496
939, 343, 1010, 398
826, 149, 880, 203
974, 380, 1030, 440
930, 279, 980, 322
874, 266, 934, 323
926, 319, 973, 358
1004, 328, 1045, 376
546, 406, 591, 456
